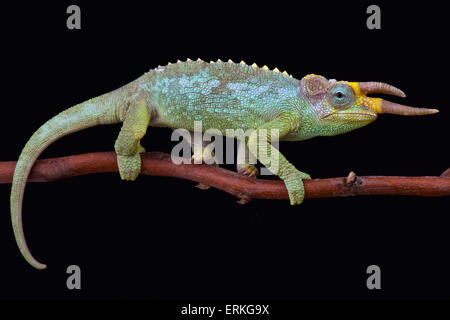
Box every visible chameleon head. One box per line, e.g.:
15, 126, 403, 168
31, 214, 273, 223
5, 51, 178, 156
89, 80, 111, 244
300, 74, 439, 135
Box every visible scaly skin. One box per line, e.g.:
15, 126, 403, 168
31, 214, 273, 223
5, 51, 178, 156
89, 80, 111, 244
10, 58, 438, 269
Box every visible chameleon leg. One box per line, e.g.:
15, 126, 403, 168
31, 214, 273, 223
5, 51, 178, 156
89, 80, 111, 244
248, 114, 311, 205
236, 138, 259, 177
114, 101, 150, 180
189, 131, 218, 165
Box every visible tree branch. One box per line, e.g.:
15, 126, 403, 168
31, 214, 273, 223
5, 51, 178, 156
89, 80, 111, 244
1, 152, 449, 203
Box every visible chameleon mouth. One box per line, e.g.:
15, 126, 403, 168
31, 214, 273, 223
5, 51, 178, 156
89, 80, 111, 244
320, 112, 376, 120
358, 82, 439, 116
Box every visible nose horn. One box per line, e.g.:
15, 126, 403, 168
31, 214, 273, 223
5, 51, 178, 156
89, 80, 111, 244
359, 82, 439, 115
359, 82, 406, 98
379, 100, 439, 116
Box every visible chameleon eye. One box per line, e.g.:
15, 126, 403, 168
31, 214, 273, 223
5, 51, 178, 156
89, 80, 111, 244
327, 83, 355, 109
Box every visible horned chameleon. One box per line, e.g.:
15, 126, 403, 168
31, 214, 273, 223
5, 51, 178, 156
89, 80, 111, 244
10, 58, 438, 269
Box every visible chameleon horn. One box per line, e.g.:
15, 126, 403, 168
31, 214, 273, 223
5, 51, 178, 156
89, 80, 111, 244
378, 99, 439, 116
359, 82, 406, 98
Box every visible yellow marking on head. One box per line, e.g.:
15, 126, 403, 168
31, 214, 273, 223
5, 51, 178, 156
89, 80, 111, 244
263, 65, 269, 70
347, 81, 382, 113
282, 71, 288, 76
252, 63, 258, 68
347, 82, 361, 96
368, 97, 383, 113
187, 58, 193, 62
240, 60, 246, 65
228, 59, 234, 63
273, 67, 280, 73
304, 73, 322, 79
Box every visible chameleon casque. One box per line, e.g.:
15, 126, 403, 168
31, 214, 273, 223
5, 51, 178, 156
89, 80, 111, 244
10, 59, 438, 269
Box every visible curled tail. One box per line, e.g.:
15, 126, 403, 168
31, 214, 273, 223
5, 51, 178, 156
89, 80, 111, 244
11, 98, 122, 269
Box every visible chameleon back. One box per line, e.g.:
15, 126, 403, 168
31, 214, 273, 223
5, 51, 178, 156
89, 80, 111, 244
144, 60, 302, 133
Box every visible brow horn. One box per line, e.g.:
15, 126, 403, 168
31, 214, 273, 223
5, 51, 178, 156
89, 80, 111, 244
359, 82, 406, 98
379, 100, 439, 116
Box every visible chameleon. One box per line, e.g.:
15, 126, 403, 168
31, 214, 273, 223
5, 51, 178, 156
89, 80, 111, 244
10, 58, 438, 270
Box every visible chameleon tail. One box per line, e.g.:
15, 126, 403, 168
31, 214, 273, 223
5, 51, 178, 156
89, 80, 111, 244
11, 99, 121, 269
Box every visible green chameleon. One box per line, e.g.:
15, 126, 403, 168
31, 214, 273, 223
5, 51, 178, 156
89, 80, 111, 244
11, 59, 438, 269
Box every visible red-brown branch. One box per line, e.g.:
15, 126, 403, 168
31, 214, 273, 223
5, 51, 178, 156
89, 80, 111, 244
1, 152, 449, 202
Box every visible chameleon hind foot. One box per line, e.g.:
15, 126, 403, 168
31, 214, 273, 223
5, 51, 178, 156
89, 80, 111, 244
117, 153, 141, 181
237, 164, 259, 177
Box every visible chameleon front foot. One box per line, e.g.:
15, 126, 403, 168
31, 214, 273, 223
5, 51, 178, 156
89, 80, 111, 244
117, 153, 141, 181
237, 164, 259, 177
284, 170, 311, 205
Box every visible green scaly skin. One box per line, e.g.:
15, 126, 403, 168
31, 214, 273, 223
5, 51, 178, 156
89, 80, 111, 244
10, 58, 438, 269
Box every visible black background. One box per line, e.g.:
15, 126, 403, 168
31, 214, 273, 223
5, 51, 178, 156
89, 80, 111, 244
0, 0, 449, 306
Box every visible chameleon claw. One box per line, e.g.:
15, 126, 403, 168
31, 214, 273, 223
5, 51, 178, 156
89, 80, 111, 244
288, 183, 306, 205
238, 164, 259, 177
137, 142, 146, 153
117, 154, 141, 181
299, 172, 311, 180
284, 170, 310, 205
